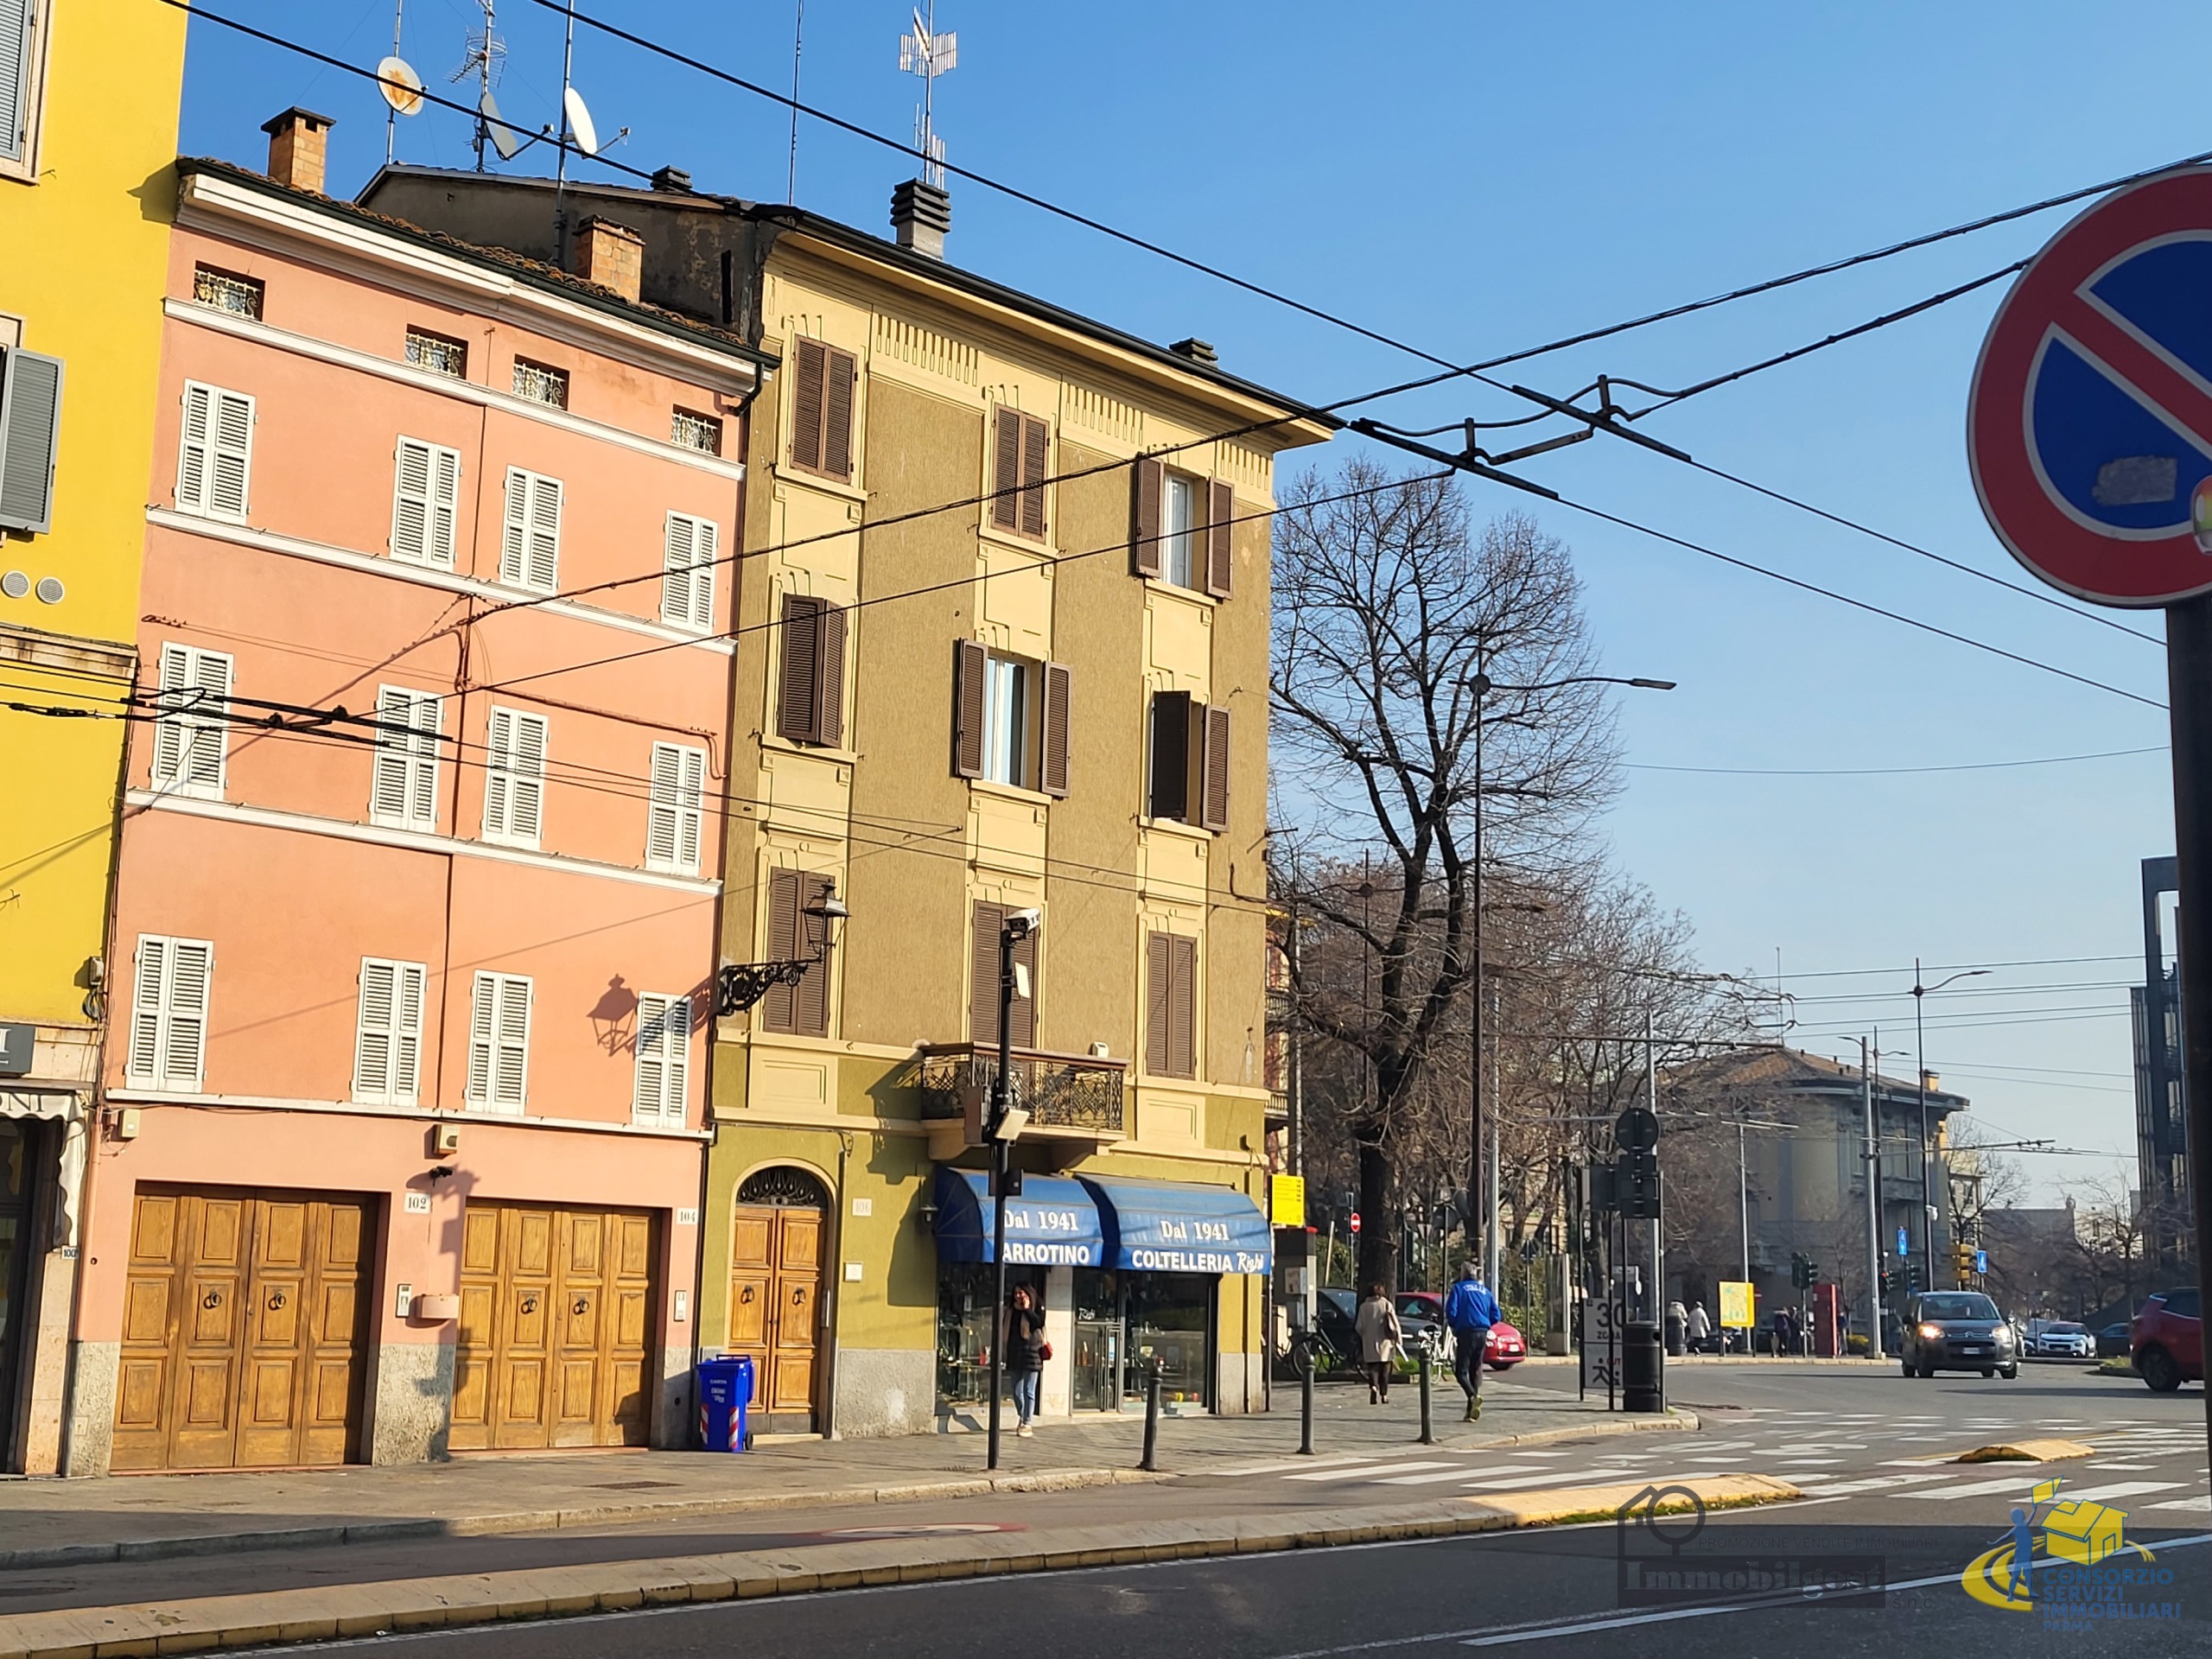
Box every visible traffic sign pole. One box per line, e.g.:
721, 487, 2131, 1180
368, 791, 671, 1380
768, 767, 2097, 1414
2164, 595, 2212, 1467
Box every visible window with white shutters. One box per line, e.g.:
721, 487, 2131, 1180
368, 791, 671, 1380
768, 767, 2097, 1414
632, 992, 691, 1127
645, 742, 706, 873
127, 934, 214, 1090
370, 687, 442, 828
149, 642, 233, 798
482, 706, 548, 847
466, 971, 531, 1111
0, 0, 42, 170
660, 512, 718, 631
499, 467, 562, 593
391, 438, 461, 568
353, 957, 426, 1106
175, 381, 254, 520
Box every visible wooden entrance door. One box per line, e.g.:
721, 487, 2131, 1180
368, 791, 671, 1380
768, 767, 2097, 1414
450, 1201, 656, 1451
112, 1186, 372, 1471
728, 1190, 824, 1417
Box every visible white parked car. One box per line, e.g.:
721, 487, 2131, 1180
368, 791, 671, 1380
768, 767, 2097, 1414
2026, 1321, 2094, 1359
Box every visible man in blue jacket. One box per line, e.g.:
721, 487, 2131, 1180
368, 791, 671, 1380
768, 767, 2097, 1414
1444, 1262, 1501, 1421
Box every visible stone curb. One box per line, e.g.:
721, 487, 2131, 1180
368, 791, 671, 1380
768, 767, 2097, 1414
0, 1472, 1796, 1659
0, 1408, 1693, 1571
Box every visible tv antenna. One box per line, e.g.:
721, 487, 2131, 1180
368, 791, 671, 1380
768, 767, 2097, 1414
377, 1, 424, 165
898, 3, 955, 188
550, 1, 627, 266
451, 0, 518, 169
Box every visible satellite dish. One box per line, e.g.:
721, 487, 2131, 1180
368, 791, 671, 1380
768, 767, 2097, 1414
480, 88, 524, 161
563, 85, 599, 156
377, 55, 425, 116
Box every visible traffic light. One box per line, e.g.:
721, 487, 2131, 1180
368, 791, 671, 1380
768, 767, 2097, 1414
1951, 1243, 1976, 1285
1904, 1262, 1925, 1294
1788, 1252, 1807, 1289
1802, 1257, 1820, 1288
1878, 1270, 1897, 1300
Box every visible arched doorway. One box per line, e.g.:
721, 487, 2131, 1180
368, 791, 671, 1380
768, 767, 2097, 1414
728, 1166, 829, 1429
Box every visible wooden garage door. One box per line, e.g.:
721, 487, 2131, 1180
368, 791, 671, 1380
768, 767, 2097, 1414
450, 1202, 656, 1451
112, 1186, 372, 1471
728, 1203, 823, 1416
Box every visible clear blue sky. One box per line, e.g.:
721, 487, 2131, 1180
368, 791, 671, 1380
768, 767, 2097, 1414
180, 1, 2196, 1203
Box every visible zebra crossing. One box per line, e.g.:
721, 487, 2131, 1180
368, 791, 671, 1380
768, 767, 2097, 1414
1225, 1407, 2210, 1511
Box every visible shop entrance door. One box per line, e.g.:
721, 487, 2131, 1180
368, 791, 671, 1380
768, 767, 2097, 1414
0, 1122, 37, 1460
112, 1185, 372, 1471
727, 1166, 829, 1424
1071, 1268, 1122, 1412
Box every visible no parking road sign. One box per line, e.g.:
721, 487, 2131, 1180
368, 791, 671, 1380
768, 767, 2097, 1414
1970, 167, 2212, 606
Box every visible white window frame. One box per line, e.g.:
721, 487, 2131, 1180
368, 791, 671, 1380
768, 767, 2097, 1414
1162, 472, 1198, 590
391, 437, 462, 569
370, 686, 443, 829
482, 705, 548, 849
149, 642, 233, 799
127, 933, 214, 1090
353, 957, 427, 1107
499, 467, 563, 594
982, 652, 1032, 789
645, 741, 707, 874
632, 991, 691, 1128
175, 381, 255, 522
0, 0, 49, 180
660, 511, 719, 632
465, 970, 532, 1112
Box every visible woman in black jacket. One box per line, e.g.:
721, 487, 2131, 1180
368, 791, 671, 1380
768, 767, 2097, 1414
1004, 1283, 1047, 1436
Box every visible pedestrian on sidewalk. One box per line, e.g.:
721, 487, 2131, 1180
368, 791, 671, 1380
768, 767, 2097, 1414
1003, 1283, 1046, 1436
1686, 1300, 1712, 1351
1443, 1262, 1501, 1421
1355, 1283, 1402, 1403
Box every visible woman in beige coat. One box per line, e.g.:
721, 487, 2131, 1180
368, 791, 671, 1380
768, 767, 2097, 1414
1355, 1283, 1403, 1404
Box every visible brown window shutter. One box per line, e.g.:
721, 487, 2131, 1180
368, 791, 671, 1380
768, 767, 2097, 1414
761, 869, 801, 1033
1170, 935, 1198, 1078
1020, 415, 1049, 539
1009, 925, 1037, 1049
794, 872, 833, 1037
990, 406, 1021, 531
1206, 479, 1235, 598
790, 338, 826, 474
1146, 934, 1173, 1075
817, 603, 847, 748
778, 594, 822, 743
822, 346, 857, 480
970, 901, 1004, 1046
1039, 662, 1071, 798
1132, 456, 1164, 577
1148, 690, 1192, 820
952, 639, 988, 779
1199, 703, 1232, 833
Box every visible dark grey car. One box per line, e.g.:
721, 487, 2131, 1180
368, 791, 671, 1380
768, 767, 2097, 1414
1901, 1290, 2018, 1378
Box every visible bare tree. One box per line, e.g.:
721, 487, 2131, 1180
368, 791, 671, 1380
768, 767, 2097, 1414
1271, 463, 1620, 1287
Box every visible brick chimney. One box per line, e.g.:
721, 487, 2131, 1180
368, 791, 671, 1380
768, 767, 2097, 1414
575, 216, 644, 303
890, 178, 951, 260
261, 107, 335, 194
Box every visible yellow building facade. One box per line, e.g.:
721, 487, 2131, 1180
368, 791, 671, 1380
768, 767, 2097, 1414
0, 0, 188, 1470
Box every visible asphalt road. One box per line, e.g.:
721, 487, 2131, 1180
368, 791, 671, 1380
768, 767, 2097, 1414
12, 1362, 2210, 1656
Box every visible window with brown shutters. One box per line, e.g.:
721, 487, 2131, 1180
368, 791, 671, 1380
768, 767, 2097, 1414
1146, 932, 1198, 1079
777, 594, 846, 747
989, 406, 1050, 540
1039, 662, 1072, 799
1131, 455, 1165, 577
788, 335, 858, 481
951, 639, 988, 779
1148, 693, 1230, 832
760, 868, 835, 1037
970, 901, 1037, 1050
1199, 703, 1232, 832
1206, 479, 1236, 598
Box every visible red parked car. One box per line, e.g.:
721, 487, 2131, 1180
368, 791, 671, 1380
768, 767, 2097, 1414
1485, 1321, 1528, 1370
2131, 1288, 2202, 1392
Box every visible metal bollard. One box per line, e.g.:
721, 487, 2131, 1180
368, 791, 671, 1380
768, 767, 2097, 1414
1141, 1359, 1162, 1471
1298, 1344, 1316, 1456
1417, 1344, 1434, 1445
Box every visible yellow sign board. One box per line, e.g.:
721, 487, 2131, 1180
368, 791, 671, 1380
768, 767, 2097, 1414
1718, 1280, 1755, 1329
1270, 1173, 1306, 1228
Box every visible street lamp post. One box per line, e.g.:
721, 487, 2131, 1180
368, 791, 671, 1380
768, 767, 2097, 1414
984, 907, 1040, 1473
1910, 960, 1988, 1288
1464, 671, 1674, 1286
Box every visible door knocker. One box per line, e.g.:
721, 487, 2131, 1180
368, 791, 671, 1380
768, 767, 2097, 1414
520, 1294, 539, 1314
573, 1297, 589, 1315
268, 1290, 287, 1311
739, 1286, 756, 1304
201, 1289, 223, 1309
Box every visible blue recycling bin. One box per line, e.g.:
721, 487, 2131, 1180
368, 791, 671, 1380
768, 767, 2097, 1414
696, 1355, 754, 1452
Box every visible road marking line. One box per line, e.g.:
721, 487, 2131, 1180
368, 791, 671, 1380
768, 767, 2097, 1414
1905, 1477, 2060, 1501
2054, 1481, 2186, 1502
1805, 1472, 1955, 1496
1284, 1460, 1464, 1482
2147, 1496, 2212, 1512
1378, 1465, 1550, 1486
1457, 1469, 1641, 1492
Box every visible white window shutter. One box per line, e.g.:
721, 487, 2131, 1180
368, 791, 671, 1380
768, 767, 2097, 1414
499, 469, 561, 593
177, 384, 212, 512
393, 962, 425, 1100
430, 446, 461, 566
0, 347, 64, 533
500, 467, 529, 585
150, 645, 188, 786
128, 936, 168, 1080
493, 974, 531, 1108
162, 938, 213, 1087
372, 687, 441, 827
466, 972, 496, 1102
392, 439, 432, 563
207, 389, 253, 520
483, 707, 546, 844
0, 0, 31, 166
677, 746, 705, 870
354, 959, 397, 1100
632, 993, 690, 1127
151, 642, 232, 797
483, 707, 512, 838
632, 994, 667, 1124
661, 514, 694, 628
647, 742, 705, 872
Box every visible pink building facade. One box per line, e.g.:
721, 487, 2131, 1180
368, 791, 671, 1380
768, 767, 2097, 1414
67, 124, 766, 1471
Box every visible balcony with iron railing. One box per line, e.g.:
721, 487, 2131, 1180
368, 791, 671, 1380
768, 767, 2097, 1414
910, 1043, 1127, 1161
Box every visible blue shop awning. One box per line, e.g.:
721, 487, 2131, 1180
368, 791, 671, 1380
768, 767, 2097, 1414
1081, 1177, 1273, 1275
931, 1167, 1106, 1267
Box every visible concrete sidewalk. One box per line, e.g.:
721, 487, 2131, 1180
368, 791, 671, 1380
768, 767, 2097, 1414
0, 1378, 1693, 1569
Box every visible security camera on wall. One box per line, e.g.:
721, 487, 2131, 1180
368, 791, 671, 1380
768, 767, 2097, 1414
1007, 907, 1042, 938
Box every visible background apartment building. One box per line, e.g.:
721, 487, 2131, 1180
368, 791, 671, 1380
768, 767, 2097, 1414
0, 0, 188, 1474
364, 166, 1329, 1437
70, 116, 766, 1472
